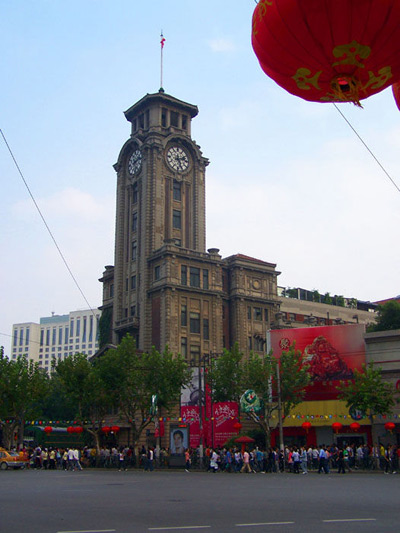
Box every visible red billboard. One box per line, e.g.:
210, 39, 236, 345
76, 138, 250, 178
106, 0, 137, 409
181, 401, 239, 449
269, 324, 366, 400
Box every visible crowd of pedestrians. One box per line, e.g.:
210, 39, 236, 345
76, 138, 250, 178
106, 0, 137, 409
15, 441, 400, 474
195, 442, 400, 474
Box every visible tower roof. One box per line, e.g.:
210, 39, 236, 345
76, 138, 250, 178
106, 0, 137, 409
124, 90, 198, 123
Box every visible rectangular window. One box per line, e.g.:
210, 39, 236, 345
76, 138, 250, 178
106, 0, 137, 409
46, 330, 50, 346
161, 108, 167, 127
40, 330, 44, 346
132, 212, 138, 232
203, 269, 209, 290
89, 316, 93, 342
181, 265, 187, 286
182, 115, 188, 131
254, 337, 264, 351
52, 328, 56, 346
190, 312, 200, 334
76, 318, 81, 338
254, 307, 262, 321
19, 329, 23, 346
190, 344, 200, 360
58, 327, 63, 345
190, 267, 200, 288
82, 317, 87, 343
133, 183, 138, 204
248, 336, 253, 350
170, 111, 179, 127
130, 305, 136, 317
173, 180, 181, 201
264, 309, 269, 322
13, 329, 18, 346
132, 241, 137, 261
64, 327, 69, 344
247, 306, 252, 320
203, 318, 209, 340
70, 320, 74, 338
181, 337, 187, 358
181, 305, 187, 327
131, 275, 137, 290
25, 328, 30, 345
173, 209, 181, 229
154, 265, 160, 280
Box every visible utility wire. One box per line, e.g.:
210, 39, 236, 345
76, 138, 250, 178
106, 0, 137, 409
333, 103, 400, 194
0, 129, 98, 318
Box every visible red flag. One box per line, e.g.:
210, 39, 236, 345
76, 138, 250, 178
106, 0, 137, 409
160, 35, 165, 49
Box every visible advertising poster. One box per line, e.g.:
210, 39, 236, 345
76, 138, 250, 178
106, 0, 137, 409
212, 402, 239, 448
169, 425, 189, 455
181, 401, 239, 449
180, 367, 204, 407
269, 324, 366, 401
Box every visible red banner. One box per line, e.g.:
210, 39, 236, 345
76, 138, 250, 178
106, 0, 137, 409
212, 402, 239, 447
181, 401, 239, 449
270, 324, 366, 401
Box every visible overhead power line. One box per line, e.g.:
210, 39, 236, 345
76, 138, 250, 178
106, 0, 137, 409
333, 103, 400, 195
0, 128, 98, 319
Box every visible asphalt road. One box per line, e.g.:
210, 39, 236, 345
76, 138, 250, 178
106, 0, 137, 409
0, 469, 399, 533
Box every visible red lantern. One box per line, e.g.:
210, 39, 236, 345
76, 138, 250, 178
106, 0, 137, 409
74, 426, 84, 434
332, 422, 343, 434
302, 421, 312, 433
102, 426, 111, 434
385, 422, 395, 433
252, 1, 400, 106
393, 82, 400, 111
350, 422, 360, 432
233, 422, 242, 433
44, 426, 53, 434
111, 425, 120, 433
67, 426, 74, 434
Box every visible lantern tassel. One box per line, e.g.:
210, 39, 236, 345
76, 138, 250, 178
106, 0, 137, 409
330, 75, 363, 107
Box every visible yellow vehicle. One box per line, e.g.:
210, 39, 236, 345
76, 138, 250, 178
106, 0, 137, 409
0, 448, 28, 470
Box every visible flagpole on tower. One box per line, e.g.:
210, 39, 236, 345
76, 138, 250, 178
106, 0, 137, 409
160, 31, 165, 91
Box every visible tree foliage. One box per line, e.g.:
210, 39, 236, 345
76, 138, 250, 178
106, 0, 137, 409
208, 344, 243, 403
54, 353, 113, 452
208, 343, 310, 448
367, 301, 400, 332
0, 349, 49, 449
337, 362, 396, 419
97, 335, 191, 448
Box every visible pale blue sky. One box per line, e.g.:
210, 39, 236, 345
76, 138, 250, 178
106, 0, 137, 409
1, 1, 399, 353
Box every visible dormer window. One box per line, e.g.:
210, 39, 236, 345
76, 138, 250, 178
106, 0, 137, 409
170, 111, 179, 127
161, 108, 167, 127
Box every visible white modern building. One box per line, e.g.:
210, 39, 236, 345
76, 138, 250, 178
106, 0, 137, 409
11, 309, 101, 372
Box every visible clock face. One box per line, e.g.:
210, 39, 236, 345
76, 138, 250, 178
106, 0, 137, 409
128, 149, 142, 175
166, 146, 189, 172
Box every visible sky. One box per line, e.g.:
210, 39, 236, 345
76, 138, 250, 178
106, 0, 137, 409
1, 0, 399, 355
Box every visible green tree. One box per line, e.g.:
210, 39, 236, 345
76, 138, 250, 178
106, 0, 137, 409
242, 345, 310, 448
208, 344, 243, 404
99, 335, 191, 451
323, 292, 332, 305
367, 301, 400, 332
208, 344, 310, 449
337, 362, 396, 444
0, 350, 49, 449
54, 353, 112, 452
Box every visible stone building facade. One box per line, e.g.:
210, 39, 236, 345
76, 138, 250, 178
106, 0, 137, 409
99, 90, 376, 359
99, 90, 280, 358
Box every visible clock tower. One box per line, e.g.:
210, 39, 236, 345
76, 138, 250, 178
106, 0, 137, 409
101, 90, 215, 351
100, 90, 279, 358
